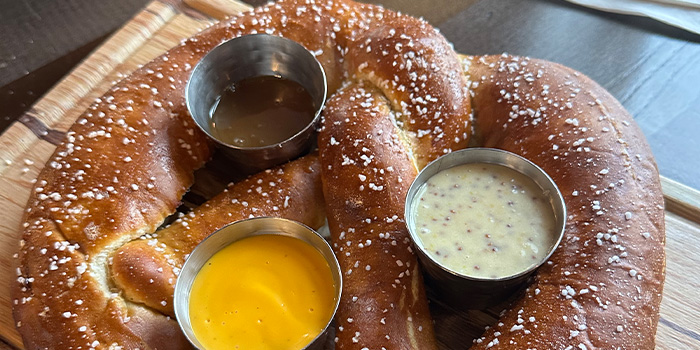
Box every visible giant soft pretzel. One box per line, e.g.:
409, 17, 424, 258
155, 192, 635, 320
12, 0, 665, 349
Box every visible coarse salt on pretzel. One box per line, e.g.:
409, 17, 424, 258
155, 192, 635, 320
463, 54, 665, 349
12, 0, 665, 349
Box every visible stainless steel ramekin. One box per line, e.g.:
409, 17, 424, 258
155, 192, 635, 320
186, 34, 327, 173
404, 148, 566, 309
174, 217, 342, 350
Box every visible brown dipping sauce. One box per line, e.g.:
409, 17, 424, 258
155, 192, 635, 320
208, 75, 316, 147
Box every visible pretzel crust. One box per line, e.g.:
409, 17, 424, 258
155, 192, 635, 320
317, 7, 471, 347
12, 0, 664, 349
464, 55, 665, 349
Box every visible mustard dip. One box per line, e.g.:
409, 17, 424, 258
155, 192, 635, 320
411, 163, 557, 278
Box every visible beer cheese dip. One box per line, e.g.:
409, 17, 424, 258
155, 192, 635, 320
188, 234, 337, 350
411, 163, 557, 279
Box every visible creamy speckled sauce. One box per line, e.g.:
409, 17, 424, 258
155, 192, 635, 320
412, 163, 557, 278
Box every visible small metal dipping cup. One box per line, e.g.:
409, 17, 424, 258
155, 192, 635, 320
404, 148, 566, 309
174, 217, 342, 350
186, 34, 327, 172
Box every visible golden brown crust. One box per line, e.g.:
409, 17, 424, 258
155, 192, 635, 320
317, 6, 471, 347
319, 85, 440, 350
12, 37, 212, 349
465, 55, 665, 349
12, 0, 665, 349
13, 0, 344, 347
110, 154, 325, 316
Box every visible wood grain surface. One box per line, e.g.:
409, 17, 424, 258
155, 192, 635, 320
0, 0, 698, 349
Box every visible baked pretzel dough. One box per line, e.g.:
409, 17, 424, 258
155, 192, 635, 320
109, 155, 325, 317
464, 55, 665, 349
12, 0, 665, 349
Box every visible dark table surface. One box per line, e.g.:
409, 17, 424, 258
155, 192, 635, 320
0, 0, 698, 348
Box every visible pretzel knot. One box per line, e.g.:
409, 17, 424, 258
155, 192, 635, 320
13, 0, 665, 349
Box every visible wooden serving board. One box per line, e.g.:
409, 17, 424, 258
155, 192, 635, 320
0, 0, 698, 349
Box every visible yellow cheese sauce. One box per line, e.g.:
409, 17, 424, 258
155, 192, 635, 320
412, 163, 557, 279
188, 235, 336, 350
